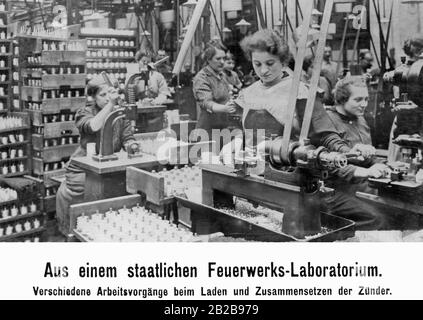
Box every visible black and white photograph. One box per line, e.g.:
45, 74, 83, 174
0, 0, 423, 304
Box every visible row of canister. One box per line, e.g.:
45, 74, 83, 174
87, 39, 135, 47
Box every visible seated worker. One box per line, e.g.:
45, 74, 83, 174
134, 50, 171, 105
324, 76, 389, 230
221, 29, 384, 230
302, 54, 334, 105
155, 49, 173, 75
56, 77, 139, 235
222, 51, 242, 95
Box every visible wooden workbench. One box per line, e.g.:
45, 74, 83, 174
70, 151, 158, 202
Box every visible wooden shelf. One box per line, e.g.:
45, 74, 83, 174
0, 141, 29, 148
0, 156, 27, 163
88, 46, 136, 50
81, 33, 135, 39
0, 125, 30, 134
87, 67, 127, 72
86, 56, 134, 61
0, 198, 18, 207
0, 211, 43, 225
0, 170, 29, 178
0, 226, 45, 242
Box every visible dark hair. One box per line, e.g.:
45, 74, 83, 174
409, 33, 423, 57
240, 29, 292, 65
86, 74, 113, 98
202, 39, 227, 63
135, 50, 149, 62
334, 76, 367, 105
302, 55, 314, 72
87, 86, 99, 98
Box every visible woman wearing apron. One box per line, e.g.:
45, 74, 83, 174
222, 29, 385, 230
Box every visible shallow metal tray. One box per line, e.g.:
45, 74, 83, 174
176, 196, 355, 242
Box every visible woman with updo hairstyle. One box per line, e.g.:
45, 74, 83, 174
192, 39, 238, 143
55, 76, 139, 236
228, 28, 348, 151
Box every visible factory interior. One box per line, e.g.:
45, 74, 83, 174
0, 0, 422, 243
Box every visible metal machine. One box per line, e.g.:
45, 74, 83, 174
179, 1, 356, 241
362, 56, 423, 210
92, 72, 139, 162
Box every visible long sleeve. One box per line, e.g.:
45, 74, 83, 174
320, 132, 351, 153
193, 71, 215, 112
295, 98, 350, 152
75, 102, 95, 135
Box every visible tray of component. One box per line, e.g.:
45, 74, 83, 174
175, 196, 355, 242
69, 194, 202, 242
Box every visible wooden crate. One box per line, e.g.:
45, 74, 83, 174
32, 145, 78, 162
42, 121, 79, 139
32, 159, 66, 177
41, 97, 86, 114
21, 86, 42, 102
40, 74, 86, 89
40, 51, 86, 66
126, 166, 166, 205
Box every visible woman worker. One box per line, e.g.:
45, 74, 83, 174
223, 29, 384, 230
324, 77, 389, 230
56, 77, 139, 235
229, 29, 349, 153
134, 51, 171, 105
192, 40, 238, 146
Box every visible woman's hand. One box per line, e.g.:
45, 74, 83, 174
107, 87, 120, 105
354, 163, 389, 178
127, 142, 140, 155
350, 143, 376, 159
211, 101, 236, 114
